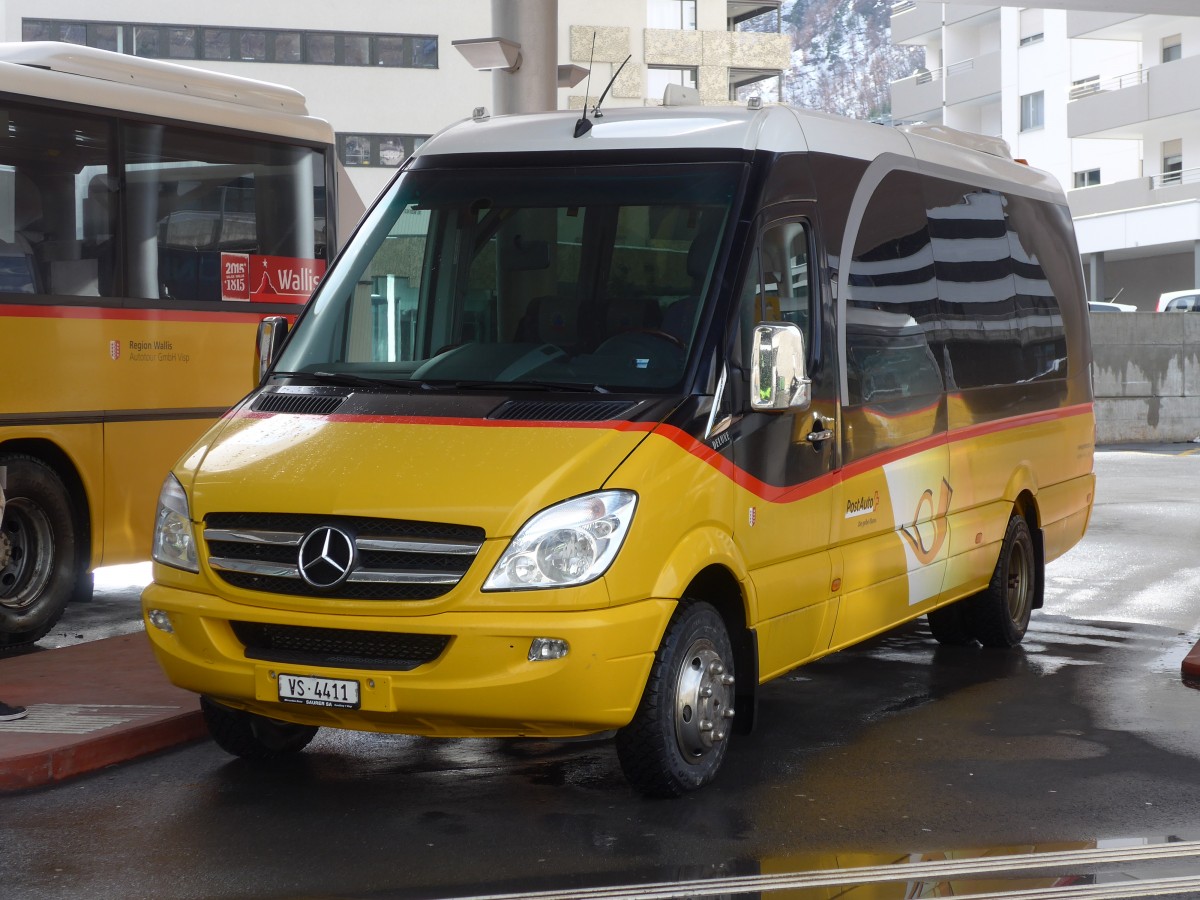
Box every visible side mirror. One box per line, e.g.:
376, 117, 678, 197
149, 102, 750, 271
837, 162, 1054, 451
750, 322, 811, 412
255, 316, 289, 383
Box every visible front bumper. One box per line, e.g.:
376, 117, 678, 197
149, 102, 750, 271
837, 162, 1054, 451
141, 582, 675, 738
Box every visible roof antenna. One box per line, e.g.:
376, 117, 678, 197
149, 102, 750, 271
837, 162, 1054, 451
573, 33, 597, 139
574, 48, 632, 138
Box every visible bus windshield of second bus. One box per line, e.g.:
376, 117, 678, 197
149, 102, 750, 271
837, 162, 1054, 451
0, 42, 360, 647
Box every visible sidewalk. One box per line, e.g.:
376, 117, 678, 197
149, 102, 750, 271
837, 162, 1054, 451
0, 632, 207, 793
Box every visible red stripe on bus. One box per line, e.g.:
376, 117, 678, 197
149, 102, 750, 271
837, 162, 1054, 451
0, 304, 299, 324
233, 402, 1093, 504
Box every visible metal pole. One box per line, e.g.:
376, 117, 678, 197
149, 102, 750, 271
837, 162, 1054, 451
491, 0, 558, 115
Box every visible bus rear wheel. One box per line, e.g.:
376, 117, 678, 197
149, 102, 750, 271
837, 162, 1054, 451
615, 600, 735, 797
965, 515, 1036, 648
0, 454, 78, 649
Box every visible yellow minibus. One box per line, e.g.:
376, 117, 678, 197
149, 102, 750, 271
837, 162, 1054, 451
143, 100, 1094, 796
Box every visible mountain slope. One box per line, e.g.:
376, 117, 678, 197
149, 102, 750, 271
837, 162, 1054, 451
782, 0, 925, 121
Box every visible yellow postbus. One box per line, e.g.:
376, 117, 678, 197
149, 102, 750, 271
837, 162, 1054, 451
0, 42, 360, 648
142, 100, 1094, 796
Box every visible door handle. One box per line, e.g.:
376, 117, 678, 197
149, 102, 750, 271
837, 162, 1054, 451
806, 413, 834, 444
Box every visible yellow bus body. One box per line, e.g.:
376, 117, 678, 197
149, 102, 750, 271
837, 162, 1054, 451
144, 401, 1093, 736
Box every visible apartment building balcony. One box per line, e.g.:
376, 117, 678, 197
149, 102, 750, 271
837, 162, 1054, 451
944, 50, 1001, 108
1066, 11, 1144, 40
1069, 55, 1200, 140
890, 1, 941, 46
1069, 168, 1200, 219
891, 65, 943, 122
944, 4, 1000, 26
1070, 170, 1200, 262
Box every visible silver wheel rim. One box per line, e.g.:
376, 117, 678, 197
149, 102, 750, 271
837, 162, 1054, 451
0, 498, 55, 610
1006, 537, 1032, 625
673, 637, 734, 763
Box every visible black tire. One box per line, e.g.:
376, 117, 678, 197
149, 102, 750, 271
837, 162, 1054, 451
615, 601, 735, 798
926, 601, 975, 646
964, 515, 1036, 648
0, 454, 79, 649
201, 696, 319, 760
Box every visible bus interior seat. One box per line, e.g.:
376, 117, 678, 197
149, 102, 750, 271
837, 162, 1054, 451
605, 297, 662, 336
514, 295, 579, 347
662, 218, 721, 342
0, 174, 43, 294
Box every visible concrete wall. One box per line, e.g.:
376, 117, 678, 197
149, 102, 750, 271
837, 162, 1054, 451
1090, 313, 1200, 444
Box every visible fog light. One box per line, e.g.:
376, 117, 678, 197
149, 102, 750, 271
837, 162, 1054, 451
528, 638, 569, 661
147, 609, 174, 634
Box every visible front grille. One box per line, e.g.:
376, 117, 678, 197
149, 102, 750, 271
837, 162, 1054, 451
231, 621, 449, 671
205, 513, 485, 601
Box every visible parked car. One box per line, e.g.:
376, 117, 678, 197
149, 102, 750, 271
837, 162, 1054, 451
1088, 300, 1136, 313
1157, 289, 1200, 311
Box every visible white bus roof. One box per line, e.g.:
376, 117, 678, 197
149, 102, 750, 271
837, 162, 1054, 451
415, 104, 1064, 201
0, 42, 332, 145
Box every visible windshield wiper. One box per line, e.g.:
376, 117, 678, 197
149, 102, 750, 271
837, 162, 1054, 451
424, 380, 609, 394
278, 371, 424, 390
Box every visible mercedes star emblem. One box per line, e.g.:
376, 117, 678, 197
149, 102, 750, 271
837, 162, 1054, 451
297, 526, 356, 589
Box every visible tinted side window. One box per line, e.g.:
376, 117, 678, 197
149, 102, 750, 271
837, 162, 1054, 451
738, 220, 814, 367
845, 170, 943, 409
124, 124, 327, 303
923, 179, 1066, 388
0, 103, 117, 298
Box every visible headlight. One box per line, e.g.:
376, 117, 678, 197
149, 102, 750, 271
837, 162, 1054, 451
483, 491, 637, 591
152, 474, 199, 573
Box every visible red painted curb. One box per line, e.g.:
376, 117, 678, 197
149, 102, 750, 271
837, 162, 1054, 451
1183, 638, 1200, 689
0, 632, 210, 793
0, 711, 207, 793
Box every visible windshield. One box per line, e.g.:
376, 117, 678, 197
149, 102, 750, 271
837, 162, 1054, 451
276, 162, 743, 391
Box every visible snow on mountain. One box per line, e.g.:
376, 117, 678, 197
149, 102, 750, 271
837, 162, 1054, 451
781, 0, 925, 121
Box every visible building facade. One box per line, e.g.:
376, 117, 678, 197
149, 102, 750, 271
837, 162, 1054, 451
2, 0, 789, 204
890, 1, 1200, 310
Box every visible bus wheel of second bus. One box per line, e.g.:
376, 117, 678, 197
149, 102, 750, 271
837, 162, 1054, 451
0, 454, 79, 648
615, 600, 735, 797
964, 515, 1036, 648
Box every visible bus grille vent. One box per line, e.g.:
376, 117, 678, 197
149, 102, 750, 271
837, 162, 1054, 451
204, 512, 484, 601
490, 400, 637, 422
230, 621, 450, 671
252, 392, 347, 415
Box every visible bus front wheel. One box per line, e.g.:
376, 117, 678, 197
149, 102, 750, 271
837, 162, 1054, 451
201, 697, 319, 760
615, 600, 735, 797
0, 454, 78, 648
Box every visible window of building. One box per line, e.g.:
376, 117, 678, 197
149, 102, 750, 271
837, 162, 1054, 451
731, 69, 781, 103
21, 19, 438, 69
1073, 169, 1100, 188
337, 133, 431, 168
1163, 34, 1182, 64
1019, 9, 1043, 47
728, 1, 782, 33
1020, 91, 1044, 132
648, 0, 698, 30
647, 66, 698, 103
1163, 139, 1183, 185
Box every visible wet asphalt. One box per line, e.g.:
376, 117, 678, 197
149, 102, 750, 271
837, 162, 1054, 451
4, 446, 1200, 899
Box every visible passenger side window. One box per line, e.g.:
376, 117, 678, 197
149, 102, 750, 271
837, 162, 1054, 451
844, 170, 942, 408
0, 103, 116, 298
738, 220, 813, 365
